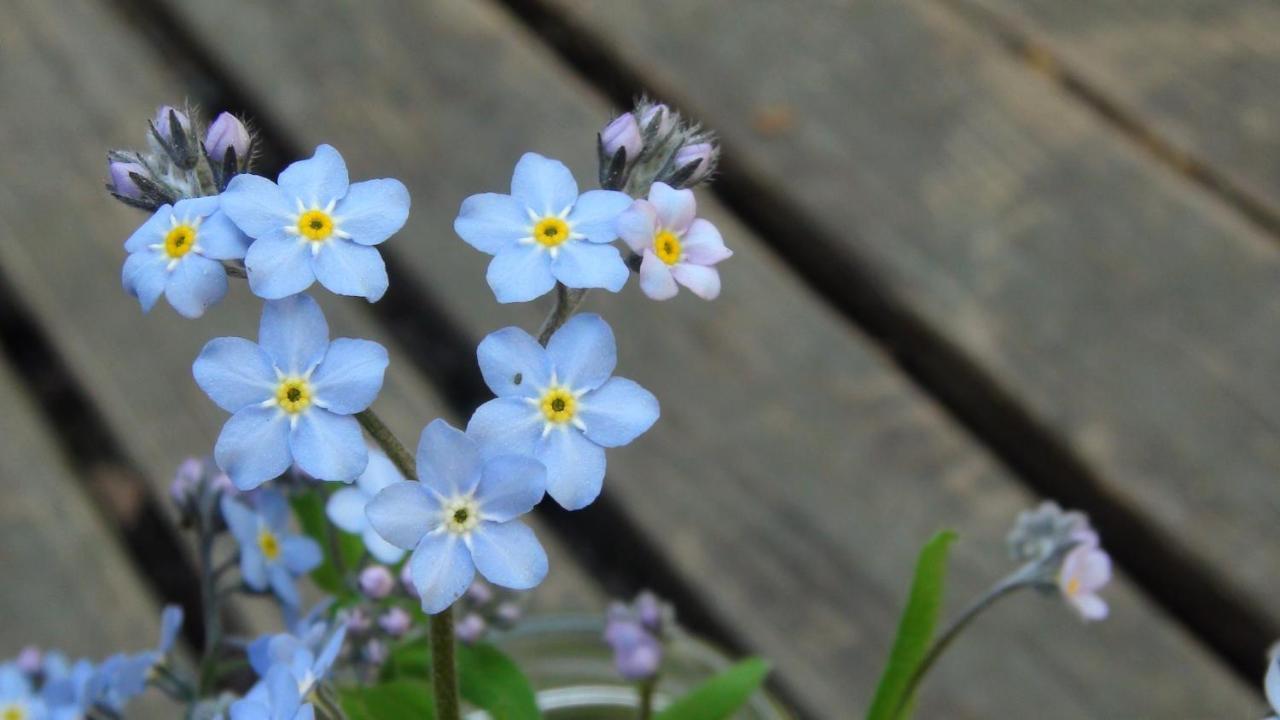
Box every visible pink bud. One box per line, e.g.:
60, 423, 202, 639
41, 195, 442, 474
359, 565, 395, 599
204, 112, 251, 162
108, 161, 146, 199
16, 646, 41, 674
378, 607, 412, 637
364, 639, 388, 665
455, 613, 487, 644
672, 142, 717, 186
153, 105, 191, 142
601, 113, 643, 161
465, 579, 494, 606
345, 608, 372, 633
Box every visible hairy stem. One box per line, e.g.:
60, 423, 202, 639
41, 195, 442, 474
536, 283, 589, 345
430, 607, 461, 720
356, 409, 418, 481
196, 489, 222, 695
637, 676, 658, 720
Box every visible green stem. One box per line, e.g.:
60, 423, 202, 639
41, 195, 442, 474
356, 409, 418, 481
196, 489, 222, 695
637, 675, 658, 720
430, 607, 461, 720
536, 283, 589, 345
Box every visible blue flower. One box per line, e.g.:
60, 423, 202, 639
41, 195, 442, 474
220, 144, 410, 302
366, 419, 549, 614
122, 195, 251, 318
467, 314, 659, 509
41, 656, 95, 720
230, 665, 315, 720
325, 450, 406, 564
245, 623, 345, 703
0, 663, 45, 720
221, 490, 322, 607
193, 293, 389, 489
454, 153, 633, 303
81, 605, 183, 714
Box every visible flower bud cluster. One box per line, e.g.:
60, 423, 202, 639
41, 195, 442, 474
107, 104, 256, 211
453, 579, 526, 644
598, 99, 719, 195
170, 455, 235, 528
1007, 501, 1111, 621
603, 591, 670, 681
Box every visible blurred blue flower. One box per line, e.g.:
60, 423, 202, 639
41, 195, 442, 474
221, 491, 322, 607
325, 450, 406, 564
230, 665, 315, 720
245, 624, 345, 706
122, 195, 251, 318
220, 144, 409, 302
0, 663, 45, 720
366, 419, 549, 614
467, 314, 659, 509
454, 152, 632, 303
81, 605, 182, 714
193, 293, 388, 489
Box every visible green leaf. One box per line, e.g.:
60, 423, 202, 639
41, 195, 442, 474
382, 642, 430, 682
865, 530, 957, 720
654, 657, 770, 720
458, 642, 540, 720
339, 680, 435, 719
290, 489, 364, 598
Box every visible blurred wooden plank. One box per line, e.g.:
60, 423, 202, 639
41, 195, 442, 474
0, 0, 600, 641
156, 0, 1257, 715
531, 0, 1280, 659
951, 0, 1280, 225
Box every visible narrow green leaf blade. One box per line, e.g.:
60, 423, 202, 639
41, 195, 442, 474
654, 657, 770, 720
865, 530, 957, 720
458, 642, 541, 720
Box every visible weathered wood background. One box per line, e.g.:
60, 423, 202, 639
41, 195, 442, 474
0, 0, 1275, 717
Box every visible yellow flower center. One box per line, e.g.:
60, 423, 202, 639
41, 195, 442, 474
653, 229, 682, 265
532, 217, 570, 248
257, 529, 281, 561
443, 498, 481, 534
1, 705, 26, 720
297, 209, 335, 241
164, 224, 197, 259
540, 387, 577, 424
1065, 576, 1082, 597
275, 378, 312, 414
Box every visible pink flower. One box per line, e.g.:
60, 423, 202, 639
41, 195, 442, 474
617, 183, 732, 301
1057, 543, 1111, 621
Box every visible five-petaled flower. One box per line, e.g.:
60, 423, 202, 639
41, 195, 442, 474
1057, 542, 1111, 621
617, 182, 731, 301
454, 152, 633, 303
245, 623, 345, 707
365, 419, 550, 614
193, 293, 389, 489
0, 663, 44, 720
229, 665, 315, 720
326, 450, 406, 564
220, 144, 410, 302
466, 314, 659, 510
221, 490, 322, 608
122, 195, 251, 318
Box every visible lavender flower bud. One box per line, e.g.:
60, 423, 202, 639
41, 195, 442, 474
378, 607, 412, 638
153, 105, 190, 143
601, 113, 643, 162
455, 613, 487, 644
669, 141, 718, 188
634, 591, 663, 634
465, 579, 494, 606
604, 620, 662, 681
345, 608, 372, 634
15, 646, 41, 674
364, 639, 388, 666
359, 565, 395, 600
495, 601, 522, 625
204, 112, 251, 165
400, 563, 418, 598
169, 457, 203, 507
108, 161, 146, 200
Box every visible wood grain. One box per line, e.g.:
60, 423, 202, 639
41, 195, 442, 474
155, 0, 1258, 715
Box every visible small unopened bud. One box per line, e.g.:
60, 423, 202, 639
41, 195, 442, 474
668, 141, 718, 188
170, 457, 203, 508
400, 563, 418, 598
16, 646, 41, 674
359, 565, 395, 599
638, 103, 676, 137
634, 591, 663, 634
364, 639, 388, 666
108, 161, 146, 200
345, 608, 372, 634
204, 113, 251, 165
604, 620, 662, 681
465, 579, 494, 606
378, 607, 412, 638
153, 105, 191, 143
495, 601, 522, 625
455, 613, 487, 644
601, 113, 643, 163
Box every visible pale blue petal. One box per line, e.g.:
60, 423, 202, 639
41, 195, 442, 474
476, 455, 545, 522
165, 254, 227, 318
257, 489, 290, 529
416, 419, 482, 497
230, 699, 270, 720
270, 565, 300, 607
616, 200, 657, 252
312, 239, 388, 302
363, 528, 406, 564
221, 174, 292, 238
538, 428, 606, 510
454, 193, 528, 255
173, 195, 221, 220
476, 326, 551, 398
366, 481, 439, 550
266, 664, 303, 717
486, 244, 556, 304
325, 487, 368, 534
123, 204, 174, 253
551, 241, 628, 292
468, 521, 547, 590
296, 706, 316, 720
245, 234, 315, 300
579, 377, 660, 448
282, 536, 322, 574
546, 313, 617, 392
510, 153, 577, 216
198, 210, 252, 260
259, 294, 329, 374
336, 179, 410, 246
122, 252, 167, 312
220, 495, 259, 545
310, 338, 388, 414
240, 545, 268, 591
314, 626, 347, 678
356, 452, 404, 496
567, 190, 632, 243
648, 182, 697, 233
289, 410, 366, 482
410, 532, 475, 615
278, 145, 349, 206
216, 406, 293, 490
158, 605, 183, 653
465, 398, 542, 459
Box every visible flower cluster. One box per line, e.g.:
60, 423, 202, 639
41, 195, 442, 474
1007, 501, 1112, 621
604, 591, 671, 681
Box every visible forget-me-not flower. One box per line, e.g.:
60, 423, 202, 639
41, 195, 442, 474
230, 665, 314, 720
40, 655, 96, 720
1057, 542, 1111, 622
220, 144, 410, 302
466, 314, 659, 509
245, 623, 345, 706
221, 490, 322, 607
325, 450, 406, 564
366, 419, 549, 614
82, 605, 182, 714
122, 196, 251, 318
617, 182, 732, 301
454, 152, 633, 303
0, 663, 45, 720
193, 293, 389, 489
